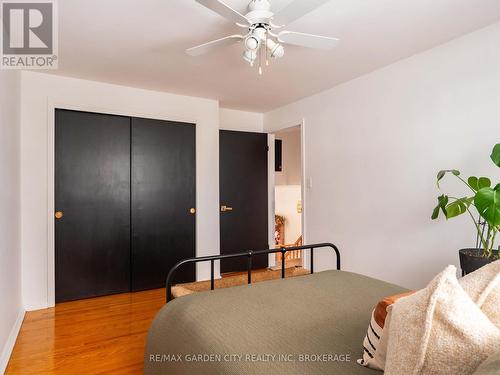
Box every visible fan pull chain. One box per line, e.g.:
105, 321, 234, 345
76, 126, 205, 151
258, 41, 263, 75
265, 31, 269, 66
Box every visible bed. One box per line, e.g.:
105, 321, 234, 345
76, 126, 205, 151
144, 256, 408, 375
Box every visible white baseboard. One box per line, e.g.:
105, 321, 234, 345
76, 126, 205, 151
0, 309, 25, 375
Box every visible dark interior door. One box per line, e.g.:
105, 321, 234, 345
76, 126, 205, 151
55, 109, 131, 302
131, 118, 196, 290
220, 130, 268, 273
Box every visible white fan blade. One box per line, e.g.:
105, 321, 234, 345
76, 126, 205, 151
186, 35, 244, 56
272, 0, 331, 27
278, 31, 339, 50
195, 0, 249, 25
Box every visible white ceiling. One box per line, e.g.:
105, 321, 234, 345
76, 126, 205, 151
52, 0, 500, 112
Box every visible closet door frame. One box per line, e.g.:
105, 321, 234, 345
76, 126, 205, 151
46, 101, 199, 307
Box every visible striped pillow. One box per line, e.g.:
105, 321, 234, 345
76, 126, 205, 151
357, 291, 415, 370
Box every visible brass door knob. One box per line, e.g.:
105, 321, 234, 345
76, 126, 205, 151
55, 211, 64, 219
189, 208, 196, 214
220, 205, 233, 212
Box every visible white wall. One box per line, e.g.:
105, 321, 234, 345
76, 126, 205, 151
275, 127, 301, 186
20, 72, 223, 310
275, 185, 302, 244
219, 108, 264, 132
19, 74, 267, 311
0, 71, 23, 374
264, 22, 500, 289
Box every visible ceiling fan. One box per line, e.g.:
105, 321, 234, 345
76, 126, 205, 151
186, 0, 339, 74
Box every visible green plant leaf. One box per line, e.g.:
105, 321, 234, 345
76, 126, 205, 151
491, 143, 500, 167
432, 194, 448, 219
475, 186, 500, 226
468, 177, 491, 192
445, 197, 473, 219
436, 170, 460, 188
478, 177, 491, 189
468, 176, 479, 191
437, 170, 446, 186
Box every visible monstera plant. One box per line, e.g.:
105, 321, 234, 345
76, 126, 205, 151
432, 144, 500, 274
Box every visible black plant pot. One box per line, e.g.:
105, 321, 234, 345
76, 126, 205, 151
459, 248, 499, 276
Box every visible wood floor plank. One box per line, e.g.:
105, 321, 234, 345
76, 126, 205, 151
6, 288, 165, 374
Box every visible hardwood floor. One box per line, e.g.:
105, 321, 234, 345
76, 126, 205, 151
6, 267, 308, 374
6, 288, 165, 374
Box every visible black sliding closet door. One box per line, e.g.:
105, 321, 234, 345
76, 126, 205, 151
55, 110, 196, 302
131, 118, 196, 291
55, 109, 131, 302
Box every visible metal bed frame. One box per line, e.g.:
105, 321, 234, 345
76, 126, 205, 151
165, 242, 341, 302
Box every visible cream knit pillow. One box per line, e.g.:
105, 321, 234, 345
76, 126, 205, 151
385, 265, 500, 375
459, 260, 500, 329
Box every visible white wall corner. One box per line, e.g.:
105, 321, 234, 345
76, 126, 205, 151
0, 309, 25, 375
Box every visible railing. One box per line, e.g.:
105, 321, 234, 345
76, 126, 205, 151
276, 235, 303, 263
165, 242, 341, 302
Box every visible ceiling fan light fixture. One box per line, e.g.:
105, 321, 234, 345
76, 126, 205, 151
244, 35, 260, 50
266, 38, 284, 58
187, 0, 339, 74
242, 49, 257, 65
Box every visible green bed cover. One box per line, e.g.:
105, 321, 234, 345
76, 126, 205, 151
145, 270, 407, 375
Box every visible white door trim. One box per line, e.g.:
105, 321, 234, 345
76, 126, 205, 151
267, 133, 276, 267
268, 118, 307, 268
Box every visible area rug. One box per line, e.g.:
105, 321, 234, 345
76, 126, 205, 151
171, 267, 310, 298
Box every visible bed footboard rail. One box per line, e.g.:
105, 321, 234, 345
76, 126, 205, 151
165, 242, 340, 302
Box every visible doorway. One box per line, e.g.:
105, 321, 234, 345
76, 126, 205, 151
272, 125, 303, 268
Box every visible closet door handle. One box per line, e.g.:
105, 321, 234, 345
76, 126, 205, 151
220, 205, 233, 212
55, 211, 64, 219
